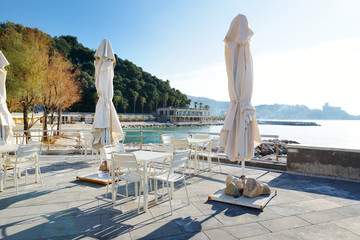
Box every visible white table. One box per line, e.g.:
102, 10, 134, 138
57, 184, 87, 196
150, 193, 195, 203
111, 150, 172, 212
0, 144, 19, 192
187, 138, 210, 175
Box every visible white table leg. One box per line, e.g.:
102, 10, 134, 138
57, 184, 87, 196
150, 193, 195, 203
143, 161, 148, 212
194, 143, 198, 175
35, 155, 39, 183
111, 159, 116, 204
0, 155, 3, 192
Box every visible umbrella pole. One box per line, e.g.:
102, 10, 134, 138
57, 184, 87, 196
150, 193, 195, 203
242, 159, 245, 177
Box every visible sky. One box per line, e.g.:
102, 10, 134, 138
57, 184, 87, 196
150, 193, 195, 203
2, 0, 360, 115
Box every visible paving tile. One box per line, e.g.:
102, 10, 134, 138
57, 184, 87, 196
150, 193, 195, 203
40, 215, 101, 238
298, 208, 348, 224
241, 230, 304, 240
157, 231, 210, 240
203, 228, 238, 240
266, 189, 315, 206
129, 220, 183, 239
150, 203, 204, 222
0, 221, 45, 240
221, 222, 270, 239
174, 215, 224, 233
324, 196, 360, 207
333, 216, 360, 235
259, 215, 310, 232
214, 207, 281, 226
297, 198, 342, 211
333, 204, 360, 217
267, 202, 313, 216
291, 222, 360, 240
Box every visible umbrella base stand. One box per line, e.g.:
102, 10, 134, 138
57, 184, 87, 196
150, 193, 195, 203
76, 171, 118, 185
208, 189, 277, 210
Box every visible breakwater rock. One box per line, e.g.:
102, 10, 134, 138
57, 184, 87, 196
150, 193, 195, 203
255, 139, 299, 156
122, 121, 224, 129
257, 120, 320, 126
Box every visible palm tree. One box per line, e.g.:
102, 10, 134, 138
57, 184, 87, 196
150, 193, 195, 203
140, 97, 146, 114
163, 93, 169, 108
199, 102, 203, 110
148, 100, 154, 113
170, 96, 175, 107
122, 99, 129, 113
113, 95, 121, 112
175, 99, 181, 107
194, 101, 198, 109
133, 91, 139, 113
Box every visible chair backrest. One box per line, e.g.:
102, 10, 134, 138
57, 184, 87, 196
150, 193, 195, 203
112, 152, 139, 172
171, 151, 191, 169
151, 145, 175, 153
161, 134, 172, 145
171, 138, 190, 150
112, 132, 126, 145
194, 133, 210, 140
16, 143, 42, 159
102, 144, 125, 160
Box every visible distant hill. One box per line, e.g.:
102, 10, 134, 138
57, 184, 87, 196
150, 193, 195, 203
187, 96, 229, 116
188, 96, 360, 120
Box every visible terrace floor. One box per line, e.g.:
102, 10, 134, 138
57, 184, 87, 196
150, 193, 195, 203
1, 155, 360, 239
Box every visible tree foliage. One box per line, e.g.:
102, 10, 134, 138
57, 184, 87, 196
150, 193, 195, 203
53, 35, 189, 113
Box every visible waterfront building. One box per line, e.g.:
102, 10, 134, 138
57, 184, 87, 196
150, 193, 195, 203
156, 107, 221, 122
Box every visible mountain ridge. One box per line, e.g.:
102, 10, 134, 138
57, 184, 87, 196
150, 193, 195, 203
187, 95, 360, 120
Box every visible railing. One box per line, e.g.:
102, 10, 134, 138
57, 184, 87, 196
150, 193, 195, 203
12, 129, 283, 161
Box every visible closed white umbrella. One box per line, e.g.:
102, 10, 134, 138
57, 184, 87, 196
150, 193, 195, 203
220, 14, 261, 176
0, 51, 15, 143
91, 39, 123, 150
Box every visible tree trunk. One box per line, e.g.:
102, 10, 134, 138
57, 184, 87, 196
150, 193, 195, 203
57, 108, 62, 136
43, 109, 48, 142
23, 104, 30, 141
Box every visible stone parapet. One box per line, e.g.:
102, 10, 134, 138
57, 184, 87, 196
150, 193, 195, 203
287, 144, 360, 180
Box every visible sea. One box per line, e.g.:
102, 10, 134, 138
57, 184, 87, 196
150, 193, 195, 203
125, 120, 360, 150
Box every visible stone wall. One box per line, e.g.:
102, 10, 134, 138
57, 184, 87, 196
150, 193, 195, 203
287, 144, 360, 180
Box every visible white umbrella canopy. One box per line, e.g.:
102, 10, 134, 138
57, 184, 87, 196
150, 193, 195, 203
219, 14, 261, 176
0, 50, 16, 143
91, 39, 123, 150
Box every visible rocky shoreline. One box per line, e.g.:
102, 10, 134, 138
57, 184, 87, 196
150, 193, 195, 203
121, 121, 224, 129
255, 139, 299, 156
257, 120, 320, 126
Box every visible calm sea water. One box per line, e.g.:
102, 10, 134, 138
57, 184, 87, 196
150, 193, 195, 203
125, 120, 360, 150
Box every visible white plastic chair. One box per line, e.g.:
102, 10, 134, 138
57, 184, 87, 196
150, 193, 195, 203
193, 134, 210, 170
103, 144, 126, 196
200, 137, 222, 177
111, 152, 143, 212
80, 132, 98, 162
161, 134, 172, 145
149, 151, 190, 215
4, 143, 43, 194
171, 138, 190, 150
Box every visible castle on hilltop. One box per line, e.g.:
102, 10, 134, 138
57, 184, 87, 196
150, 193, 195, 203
322, 103, 341, 112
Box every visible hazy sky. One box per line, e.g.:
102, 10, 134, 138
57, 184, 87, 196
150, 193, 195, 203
2, 0, 360, 115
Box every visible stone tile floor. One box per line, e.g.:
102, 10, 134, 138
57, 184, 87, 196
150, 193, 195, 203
1, 155, 360, 239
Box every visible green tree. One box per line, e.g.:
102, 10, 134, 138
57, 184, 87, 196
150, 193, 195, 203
148, 100, 154, 113
170, 96, 175, 107
140, 97, 146, 114
122, 99, 129, 113
0, 22, 51, 135
163, 93, 169, 108
113, 90, 122, 112
133, 91, 139, 113
153, 91, 160, 110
